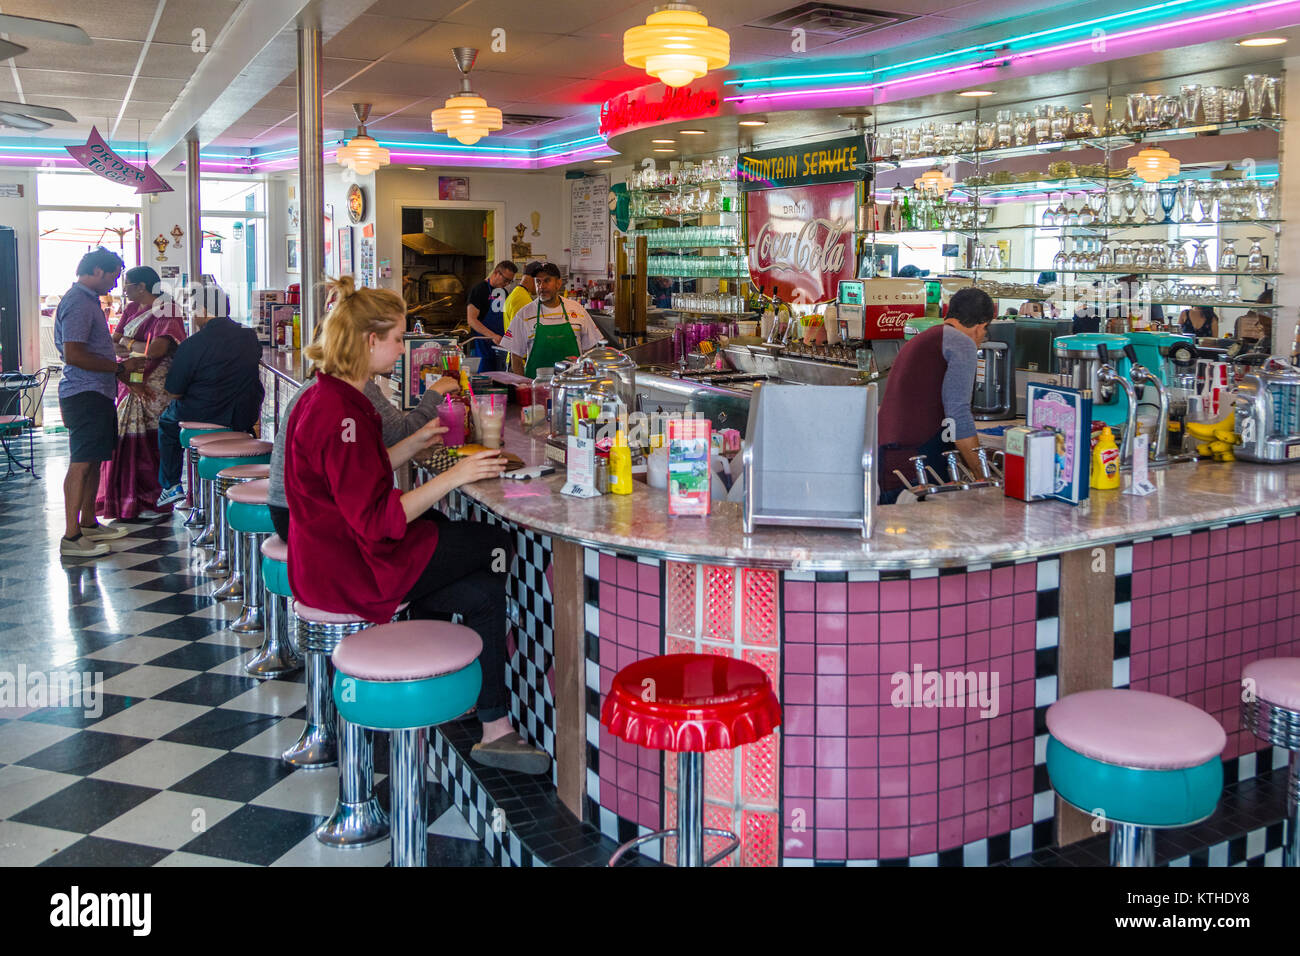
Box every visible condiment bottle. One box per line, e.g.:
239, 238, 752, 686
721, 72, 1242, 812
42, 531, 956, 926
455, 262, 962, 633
609, 429, 633, 495
1090, 426, 1121, 489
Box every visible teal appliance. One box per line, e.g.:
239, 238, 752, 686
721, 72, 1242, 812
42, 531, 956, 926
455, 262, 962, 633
1126, 331, 1197, 387
1054, 333, 1134, 427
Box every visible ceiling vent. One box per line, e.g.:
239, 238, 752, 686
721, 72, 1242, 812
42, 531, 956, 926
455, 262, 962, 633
745, 3, 912, 39
500, 112, 561, 128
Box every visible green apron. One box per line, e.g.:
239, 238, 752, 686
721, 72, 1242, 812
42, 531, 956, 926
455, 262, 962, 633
523, 300, 581, 378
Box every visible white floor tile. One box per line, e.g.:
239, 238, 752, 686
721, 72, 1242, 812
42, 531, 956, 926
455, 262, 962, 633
220, 681, 305, 717
84, 699, 212, 739
428, 806, 478, 842
93, 790, 243, 851
232, 718, 306, 759
270, 831, 390, 867
98, 665, 200, 699
0, 721, 77, 764
0, 764, 81, 818
98, 589, 177, 612
154, 851, 257, 867
249, 767, 340, 816
87, 610, 182, 635
91, 740, 225, 789
0, 819, 82, 865
96, 570, 168, 589
85, 636, 188, 665
197, 630, 262, 649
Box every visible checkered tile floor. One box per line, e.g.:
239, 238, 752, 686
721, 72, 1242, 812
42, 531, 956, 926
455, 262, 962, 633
0, 433, 493, 867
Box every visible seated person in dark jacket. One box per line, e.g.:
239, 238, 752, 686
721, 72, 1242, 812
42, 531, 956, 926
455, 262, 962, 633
155, 284, 265, 506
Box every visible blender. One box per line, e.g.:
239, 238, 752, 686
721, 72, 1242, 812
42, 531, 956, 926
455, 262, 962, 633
1054, 333, 1134, 427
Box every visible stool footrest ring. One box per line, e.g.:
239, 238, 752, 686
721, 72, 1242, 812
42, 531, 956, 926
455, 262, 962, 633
607, 827, 740, 868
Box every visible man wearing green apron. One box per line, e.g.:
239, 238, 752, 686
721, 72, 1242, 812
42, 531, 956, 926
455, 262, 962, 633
501, 262, 605, 377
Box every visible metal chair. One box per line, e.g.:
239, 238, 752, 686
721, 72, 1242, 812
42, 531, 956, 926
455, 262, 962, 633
0, 367, 51, 480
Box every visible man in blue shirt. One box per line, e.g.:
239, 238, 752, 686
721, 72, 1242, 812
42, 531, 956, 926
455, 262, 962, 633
156, 284, 264, 506
53, 248, 146, 557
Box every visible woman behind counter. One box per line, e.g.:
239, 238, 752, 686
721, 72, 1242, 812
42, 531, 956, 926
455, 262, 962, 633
283, 277, 550, 775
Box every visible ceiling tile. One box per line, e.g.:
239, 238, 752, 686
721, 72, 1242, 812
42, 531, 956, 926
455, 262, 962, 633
252, 87, 300, 111
15, 70, 131, 99
323, 14, 438, 60
350, 0, 465, 20
139, 42, 209, 80
440, 0, 642, 29
381, 23, 562, 67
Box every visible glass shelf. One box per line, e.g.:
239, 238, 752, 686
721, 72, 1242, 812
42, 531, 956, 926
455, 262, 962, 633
873, 117, 1284, 168
955, 268, 1280, 277
627, 180, 739, 197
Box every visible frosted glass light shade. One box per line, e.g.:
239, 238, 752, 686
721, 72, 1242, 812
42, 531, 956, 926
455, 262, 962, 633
432, 94, 503, 145
335, 133, 389, 175
625, 7, 729, 88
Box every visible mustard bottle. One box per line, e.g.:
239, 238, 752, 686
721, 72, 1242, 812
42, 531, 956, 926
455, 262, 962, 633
609, 430, 633, 495
1090, 426, 1121, 490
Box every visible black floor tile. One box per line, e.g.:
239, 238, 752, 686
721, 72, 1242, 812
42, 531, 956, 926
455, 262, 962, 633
17, 729, 150, 775
40, 836, 170, 867
134, 594, 218, 616
427, 833, 496, 866
127, 557, 198, 574
148, 642, 245, 671
139, 616, 229, 641
178, 804, 321, 865
160, 708, 280, 749
20, 693, 136, 729
169, 752, 294, 802
11, 777, 158, 833
153, 672, 259, 707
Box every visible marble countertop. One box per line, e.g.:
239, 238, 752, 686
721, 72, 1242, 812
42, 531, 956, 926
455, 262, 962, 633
444, 419, 1300, 570
261, 348, 309, 385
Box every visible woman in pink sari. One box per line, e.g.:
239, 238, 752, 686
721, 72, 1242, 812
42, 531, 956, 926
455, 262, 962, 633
97, 267, 187, 519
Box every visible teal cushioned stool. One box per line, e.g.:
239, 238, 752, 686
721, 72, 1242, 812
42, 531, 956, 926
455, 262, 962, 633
186, 429, 249, 542
1046, 689, 1226, 866
332, 620, 483, 867
196, 438, 272, 583
1240, 657, 1300, 867
247, 535, 301, 680
226, 479, 274, 635
179, 423, 226, 525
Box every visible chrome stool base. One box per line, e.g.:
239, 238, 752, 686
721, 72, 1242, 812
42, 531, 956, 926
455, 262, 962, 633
193, 478, 217, 548
244, 595, 301, 678
317, 719, 389, 848
213, 570, 242, 600
230, 603, 263, 632
230, 531, 267, 631
1109, 821, 1156, 867
1242, 694, 1300, 867
390, 727, 428, 867
608, 752, 739, 867
283, 652, 338, 769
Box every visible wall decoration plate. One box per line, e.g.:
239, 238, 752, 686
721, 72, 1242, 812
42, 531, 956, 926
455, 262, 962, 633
347, 183, 366, 224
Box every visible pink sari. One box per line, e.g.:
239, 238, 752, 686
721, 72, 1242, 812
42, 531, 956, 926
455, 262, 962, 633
97, 299, 188, 519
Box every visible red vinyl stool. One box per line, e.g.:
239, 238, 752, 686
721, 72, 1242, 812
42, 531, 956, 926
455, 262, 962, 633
601, 653, 781, 867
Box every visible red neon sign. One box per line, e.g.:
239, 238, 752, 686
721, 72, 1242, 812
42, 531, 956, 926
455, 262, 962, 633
599, 84, 720, 138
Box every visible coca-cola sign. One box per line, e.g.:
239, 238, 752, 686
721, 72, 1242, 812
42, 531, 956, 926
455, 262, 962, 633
859, 278, 926, 340
747, 180, 856, 305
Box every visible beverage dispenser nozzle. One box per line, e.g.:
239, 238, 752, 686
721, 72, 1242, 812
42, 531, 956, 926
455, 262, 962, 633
1096, 363, 1140, 466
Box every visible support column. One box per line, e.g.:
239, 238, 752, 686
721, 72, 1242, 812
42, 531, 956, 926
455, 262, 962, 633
553, 538, 587, 816
185, 136, 202, 321
296, 24, 325, 371
1278, 58, 1299, 358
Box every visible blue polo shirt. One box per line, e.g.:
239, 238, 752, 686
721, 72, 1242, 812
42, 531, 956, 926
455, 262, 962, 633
54, 282, 117, 401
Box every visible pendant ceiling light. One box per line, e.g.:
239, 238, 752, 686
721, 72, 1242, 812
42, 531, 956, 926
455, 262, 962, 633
431, 47, 502, 145
1127, 147, 1180, 183
914, 167, 954, 194
335, 104, 390, 176
624, 3, 729, 88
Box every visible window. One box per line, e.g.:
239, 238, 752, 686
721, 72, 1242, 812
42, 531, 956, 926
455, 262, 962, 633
37, 171, 142, 209
201, 179, 268, 321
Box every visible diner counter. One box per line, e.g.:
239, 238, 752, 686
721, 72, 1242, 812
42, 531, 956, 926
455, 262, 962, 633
263, 347, 1300, 571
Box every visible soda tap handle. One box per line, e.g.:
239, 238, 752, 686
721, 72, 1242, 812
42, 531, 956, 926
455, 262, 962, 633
1123, 344, 1140, 366
909, 455, 929, 485
1097, 343, 1110, 364
944, 450, 962, 483
975, 446, 992, 479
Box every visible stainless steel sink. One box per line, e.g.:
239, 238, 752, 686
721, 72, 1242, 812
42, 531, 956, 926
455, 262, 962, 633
721, 345, 869, 387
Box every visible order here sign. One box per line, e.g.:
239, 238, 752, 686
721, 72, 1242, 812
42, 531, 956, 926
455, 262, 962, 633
738, 134, 868, 192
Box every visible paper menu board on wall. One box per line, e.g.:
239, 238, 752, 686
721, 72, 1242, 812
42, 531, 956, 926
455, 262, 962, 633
570, 174, 609, 274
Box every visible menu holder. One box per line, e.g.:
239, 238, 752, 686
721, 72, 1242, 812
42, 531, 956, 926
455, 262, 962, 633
1024, 383, 1092, 505
401, 335, 460, 410
741, 382, 877, 538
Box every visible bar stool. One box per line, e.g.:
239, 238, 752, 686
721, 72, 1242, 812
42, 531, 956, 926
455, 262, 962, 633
332, 620, 483, 866
1241, 657, 1300, 867
188, 430, 251, 547
178, 422, 226, 527
246, 535, 302, 679
1046, 689, 1226, 867
212, 464, 270, 602
601, 653, 783, 867
226, 478, 274, 633
287, 601, 405, 848
196, 438, 271, 581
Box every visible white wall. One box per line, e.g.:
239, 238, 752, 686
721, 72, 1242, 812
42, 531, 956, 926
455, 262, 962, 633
141, 175, 191, 293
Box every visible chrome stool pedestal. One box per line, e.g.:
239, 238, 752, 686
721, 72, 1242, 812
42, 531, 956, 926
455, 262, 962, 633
608, 751, 740, 867
316, 719, 389, 848
1241, 662, 1300, 867
230, 528, 267, 631
184, 447, 205, 528
245, 593, 301, 678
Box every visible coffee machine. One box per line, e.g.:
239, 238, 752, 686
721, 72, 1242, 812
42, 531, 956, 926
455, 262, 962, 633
973, 319, 1017, 421
1233, 358, 1300, 463
1054, 333, 1134, 427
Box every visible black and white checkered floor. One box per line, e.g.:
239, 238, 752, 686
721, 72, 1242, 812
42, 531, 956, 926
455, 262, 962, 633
0, 432, 493, 867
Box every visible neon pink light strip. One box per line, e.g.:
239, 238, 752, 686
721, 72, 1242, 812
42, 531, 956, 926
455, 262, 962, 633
724, 0, 1300, 103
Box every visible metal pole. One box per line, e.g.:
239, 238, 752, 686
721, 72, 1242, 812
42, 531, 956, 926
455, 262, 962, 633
296, 25, 325, 369
185, 136, 201, 321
